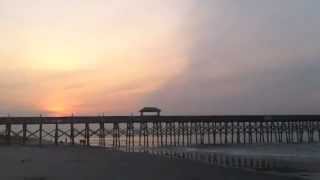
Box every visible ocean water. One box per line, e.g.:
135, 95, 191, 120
148, 144, 320, 180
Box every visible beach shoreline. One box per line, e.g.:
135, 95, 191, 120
0, 145, 300, 180
0, 145, 305, 180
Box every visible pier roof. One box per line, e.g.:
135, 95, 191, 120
139, 107, 161, 113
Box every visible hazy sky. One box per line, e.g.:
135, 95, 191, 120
1, 0, 320, 115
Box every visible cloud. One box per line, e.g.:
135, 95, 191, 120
144, 0, 320, 115
1, 0, 320, 115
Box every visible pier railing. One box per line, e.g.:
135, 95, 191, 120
0, 115, 319, 149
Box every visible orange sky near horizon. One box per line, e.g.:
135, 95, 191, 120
0, 0, 192, 116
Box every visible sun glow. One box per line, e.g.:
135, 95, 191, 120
47, 105, 67, 116
25, 42, 97, 71
43, 96, 71, 116
0, 0, 190, 115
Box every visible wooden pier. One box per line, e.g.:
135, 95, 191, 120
0, 115, 320, 149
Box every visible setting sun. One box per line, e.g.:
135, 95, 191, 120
42, 96, 71, 116
46, 104, 67, 116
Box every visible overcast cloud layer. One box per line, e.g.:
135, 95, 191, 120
0, 0, 320, 115
144, 0, 320, 115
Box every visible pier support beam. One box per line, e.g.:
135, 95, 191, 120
5, 123, 11, 145
55, 121, 58, 145
100, 122, 106, 147
70, 122, 74, 145
39, 117, 43, 145
22, 123, 27, 145
85, 122, 90, 147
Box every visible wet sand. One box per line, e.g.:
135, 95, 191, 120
0, 145, 303, 180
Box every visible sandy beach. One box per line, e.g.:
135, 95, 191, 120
0, 145, 303, 180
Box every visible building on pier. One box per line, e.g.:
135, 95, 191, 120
139, 107, 161, 116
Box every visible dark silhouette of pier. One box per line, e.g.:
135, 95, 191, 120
1, 112, 320, 150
